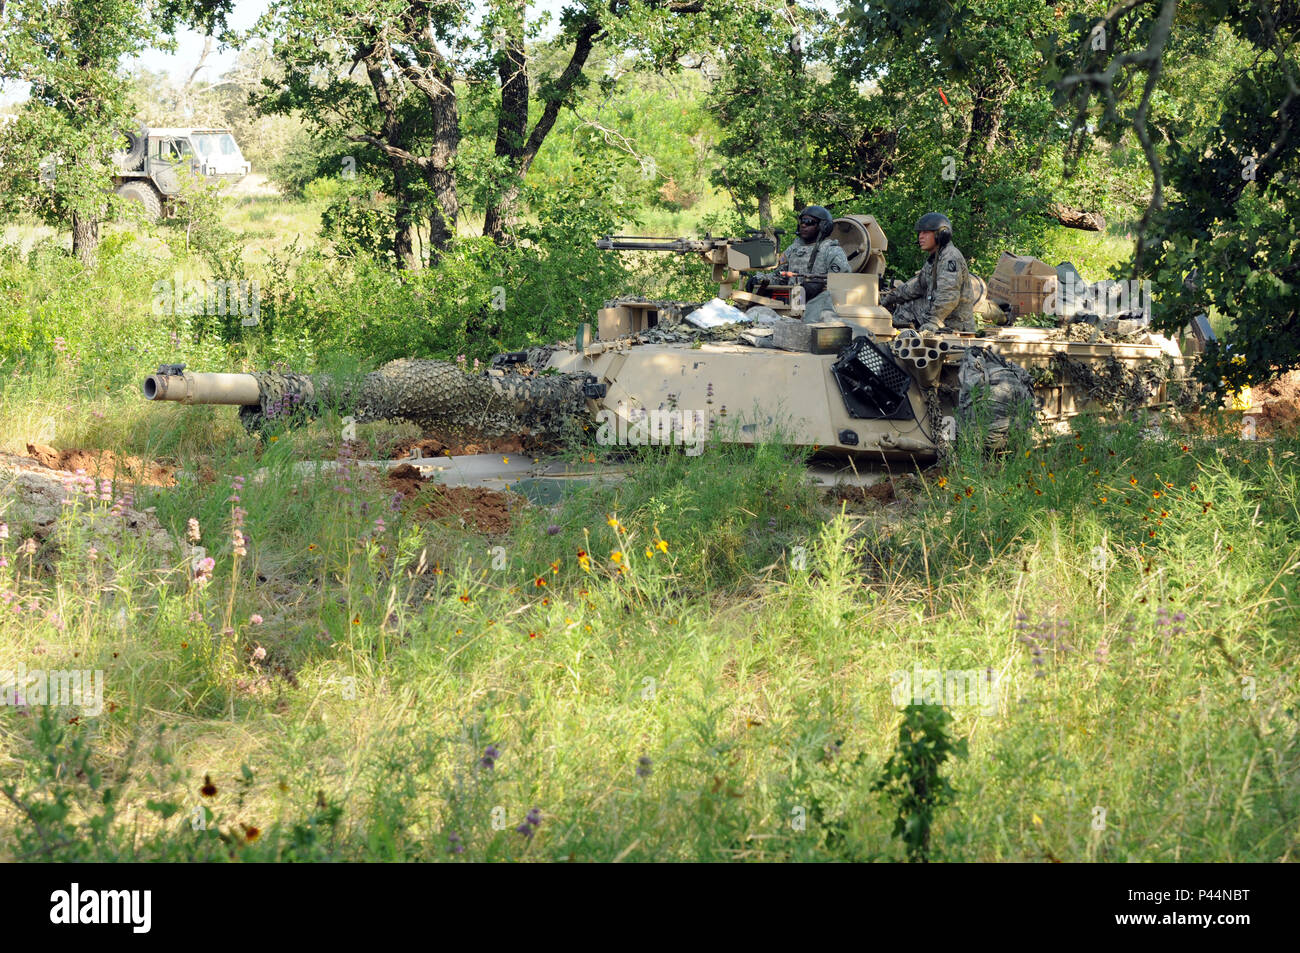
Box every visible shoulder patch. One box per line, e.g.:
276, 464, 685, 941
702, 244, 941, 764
947, 260, 958, 272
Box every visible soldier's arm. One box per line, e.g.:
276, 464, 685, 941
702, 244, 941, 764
930, 252, 963, 324
893, 269, 926, 301
825, 246, 850, 275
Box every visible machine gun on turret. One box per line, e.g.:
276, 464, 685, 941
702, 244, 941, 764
595, 232, 780, 299
596, 216, 891, 327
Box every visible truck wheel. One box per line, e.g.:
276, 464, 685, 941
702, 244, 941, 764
115, 126, 148, 172
115, 181, 163, 221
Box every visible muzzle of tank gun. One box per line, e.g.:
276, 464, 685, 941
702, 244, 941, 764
142, 367, 262, 405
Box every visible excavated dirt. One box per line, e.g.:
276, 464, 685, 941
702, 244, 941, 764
391, 433, 540, 459
25, 443, 177, 487
1249, 370, 1300, 437
0, 451, 175, 552
384, 463, 520, 534
824, 480, 898, 506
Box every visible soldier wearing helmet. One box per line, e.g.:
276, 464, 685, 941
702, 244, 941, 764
777, 205, 851, 322
881, 212, 976, 333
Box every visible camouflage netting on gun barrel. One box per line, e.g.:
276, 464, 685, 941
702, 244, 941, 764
238, 359, 594, 440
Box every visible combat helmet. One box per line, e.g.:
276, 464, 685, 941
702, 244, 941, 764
798, 205, 834, 241
915, 212, 953, 246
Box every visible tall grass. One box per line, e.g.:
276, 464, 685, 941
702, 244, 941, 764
0, 199, 1295, 862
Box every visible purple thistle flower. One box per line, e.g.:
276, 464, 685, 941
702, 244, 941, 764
515, 823, 534, 838
636, 755, 653, 778
525, 807, 542, 827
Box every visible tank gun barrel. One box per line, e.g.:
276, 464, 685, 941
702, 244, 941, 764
142, 359, 597, 441
142, 367, 261, 405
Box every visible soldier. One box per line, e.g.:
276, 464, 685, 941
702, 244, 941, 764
749, 206, 850, 322
881, 212, 976, 333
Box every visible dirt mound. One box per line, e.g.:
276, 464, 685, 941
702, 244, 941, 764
25, 443, 176, 487
0, 458, 174, 552
392, 433, 538, 459
384, 464, 519, 534
1250, 370, 1300, 437
824, 480, 897, 506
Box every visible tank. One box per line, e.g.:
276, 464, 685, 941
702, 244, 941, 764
142, 216, 1192, 461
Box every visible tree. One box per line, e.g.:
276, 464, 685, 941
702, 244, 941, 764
703, 1, 830, 226
1050, 0, 1300, 396
0, 0, 230, 266
251, 0, 467, 269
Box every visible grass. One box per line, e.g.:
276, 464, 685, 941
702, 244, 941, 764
0, 199, 1296, 862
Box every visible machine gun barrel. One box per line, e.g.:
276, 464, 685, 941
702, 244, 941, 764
595, 236, 717, 253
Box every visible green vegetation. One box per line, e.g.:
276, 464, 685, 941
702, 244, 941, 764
1, 0, 1297, 863
0, 216, 1296, 859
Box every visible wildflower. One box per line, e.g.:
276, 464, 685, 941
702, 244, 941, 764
200, 775, 217, 797
479, 745, 500, 770
525, 807, 542, 827
546, 524, 561, 536
937, 477, 948, 488
636, 756, 653, 779
459, 593, 471, 604
577, 550, 591, 571
656, 539, 668, 553
232, 529, 247, 558
187, 518, 201, 543
252, 646, 267, 662
87, 545, 98, 562
549, 560, 560, 574
250, 614, 263, 625
606, 515, 623, 532
534, 577, 547, 588
447, 831, 465, 855
0, 523, 7, 540
1129, 476, 1138, 486
645, 546, 654, 558
515, 823, 534, 838
610, 551, 623, 564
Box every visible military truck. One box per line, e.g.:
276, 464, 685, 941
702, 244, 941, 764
112, 125, 251, 220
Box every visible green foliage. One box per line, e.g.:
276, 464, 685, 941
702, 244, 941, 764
1047, 1, 1300, 398
872, 704, 968, 862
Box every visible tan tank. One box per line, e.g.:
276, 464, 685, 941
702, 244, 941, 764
143, 217, 1192, 461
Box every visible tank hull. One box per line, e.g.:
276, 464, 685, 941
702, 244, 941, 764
539, 326, 1185, 460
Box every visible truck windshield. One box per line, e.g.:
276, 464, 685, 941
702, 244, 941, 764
190, 134, 241, 159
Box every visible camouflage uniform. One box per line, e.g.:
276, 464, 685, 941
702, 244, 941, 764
886, 242, 976, 333
781, 238, 850, 323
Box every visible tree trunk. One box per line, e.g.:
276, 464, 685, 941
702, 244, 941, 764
427, 67, 460, 260
481, 11, 602, 244
484, 6, 529, 245
1047, 203, 1106, 231
71, 211, 98, 267
757, 187, 772, 228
